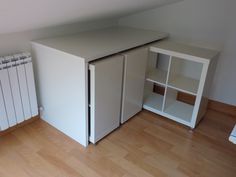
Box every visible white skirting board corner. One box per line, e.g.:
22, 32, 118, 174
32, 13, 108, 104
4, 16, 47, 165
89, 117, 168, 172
229, 124, 236, 144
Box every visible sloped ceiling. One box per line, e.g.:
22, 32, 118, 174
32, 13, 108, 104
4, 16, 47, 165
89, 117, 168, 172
0, 0, 180, 34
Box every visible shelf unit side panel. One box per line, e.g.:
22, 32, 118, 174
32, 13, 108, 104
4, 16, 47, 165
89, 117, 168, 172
191, 62, 209, 128
202, 55, 219, 97
195, 55, 218, 126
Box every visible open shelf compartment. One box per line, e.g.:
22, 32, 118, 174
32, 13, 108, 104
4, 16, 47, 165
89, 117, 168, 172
146, 52, 170, 86
163, 87, 194, 124
168, 57, 203, 95
143, 82, 164, 113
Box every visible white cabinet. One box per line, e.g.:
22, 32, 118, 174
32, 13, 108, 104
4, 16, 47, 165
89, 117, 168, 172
32, 27, 168, 147
121, 47, 148, 123
143, 41, 219, 128
89, 55, 124, 144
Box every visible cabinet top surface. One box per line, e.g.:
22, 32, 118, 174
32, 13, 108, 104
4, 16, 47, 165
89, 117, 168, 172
32, 26, 168, 62
151, 40, 219, 61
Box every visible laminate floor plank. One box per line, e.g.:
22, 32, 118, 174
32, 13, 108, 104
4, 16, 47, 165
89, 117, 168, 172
0, 109, 235, 177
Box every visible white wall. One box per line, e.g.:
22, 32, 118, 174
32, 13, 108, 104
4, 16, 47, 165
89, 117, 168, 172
0, 19, 117, 115
0, 0, 179, 34
0, 19, 117, 56
119, 0, 236, 106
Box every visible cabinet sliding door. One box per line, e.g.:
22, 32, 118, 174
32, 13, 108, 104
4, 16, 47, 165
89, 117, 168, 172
121, 47, 148, 124
89, 55, 124, 144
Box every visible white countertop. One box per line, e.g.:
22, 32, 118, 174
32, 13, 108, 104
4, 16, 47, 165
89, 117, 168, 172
32, 26, 168, 62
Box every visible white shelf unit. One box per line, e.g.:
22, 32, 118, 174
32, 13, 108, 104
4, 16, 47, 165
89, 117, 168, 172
143, 40, 219, 128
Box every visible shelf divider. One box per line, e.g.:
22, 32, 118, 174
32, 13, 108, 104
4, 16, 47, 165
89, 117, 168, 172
162, 55, 172, 112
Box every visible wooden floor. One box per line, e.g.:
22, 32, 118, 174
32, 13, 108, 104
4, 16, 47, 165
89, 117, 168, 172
0, 110, 235, 177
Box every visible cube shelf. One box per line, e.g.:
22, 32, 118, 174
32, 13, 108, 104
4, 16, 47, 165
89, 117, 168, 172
143, 40, 219, 128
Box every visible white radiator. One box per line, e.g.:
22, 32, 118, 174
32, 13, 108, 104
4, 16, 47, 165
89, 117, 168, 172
0, 53, 38, 131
